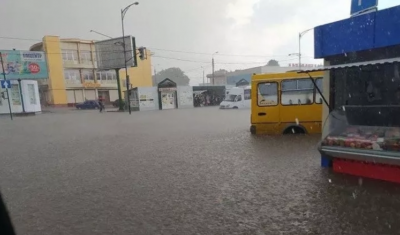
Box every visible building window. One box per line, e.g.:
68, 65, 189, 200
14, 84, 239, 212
62, 50, 78, 64
281, 79, 314, 105
82, 69, 94, 81
28, 84, 37, 105
64, 69, 81, 84
257, 82, 278, 106
96, 70, 117, 83
80, 51, 92, 64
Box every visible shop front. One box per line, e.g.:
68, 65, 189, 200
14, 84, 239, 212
302, 5, 400, 183
192, 86, 225, 107
158, 78, 177, 110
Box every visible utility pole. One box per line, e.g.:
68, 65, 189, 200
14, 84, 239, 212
121, 2, 139, 115
298, 33, 302, 70
202, 68, 205, 85
17, 79, 25, 113
212, 51, 218, 85
153, 67, 157, 86
288, 28, 313, 70
211, 58, 214, 85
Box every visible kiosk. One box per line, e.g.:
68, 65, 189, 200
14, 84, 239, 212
125, 87, 158, 111
301, 5, 400, 183
158, 78, 177, 110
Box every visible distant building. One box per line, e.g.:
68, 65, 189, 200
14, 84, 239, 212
206, 65, 293, 86
30, 36, 153, 107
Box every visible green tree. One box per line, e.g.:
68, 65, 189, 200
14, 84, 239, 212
154, 67, 190, 86
266, 59, 280, 66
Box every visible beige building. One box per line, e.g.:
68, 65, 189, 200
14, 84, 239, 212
30, 36, 153, 106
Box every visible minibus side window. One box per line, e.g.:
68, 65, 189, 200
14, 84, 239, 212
257, 82, 278, 106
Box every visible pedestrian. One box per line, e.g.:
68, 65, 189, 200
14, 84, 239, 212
98, 97, 104, 113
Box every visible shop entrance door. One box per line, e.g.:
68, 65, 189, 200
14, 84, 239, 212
162, 92, 175, 109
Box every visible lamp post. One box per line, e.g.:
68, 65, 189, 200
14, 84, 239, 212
289, 28, 313, 70
212, 51, 218, 85
121, 2, 139, 115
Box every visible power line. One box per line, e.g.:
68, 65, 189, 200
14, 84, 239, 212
153, 55, 298, 65
0, 36, 315, 59
149, 47, 310, 58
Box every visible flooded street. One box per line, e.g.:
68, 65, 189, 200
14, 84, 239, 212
1, 108, 400, 235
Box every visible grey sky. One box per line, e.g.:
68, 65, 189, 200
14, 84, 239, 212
1, 0, 398, 84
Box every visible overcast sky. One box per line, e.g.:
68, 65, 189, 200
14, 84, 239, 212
1, 0, 398, 85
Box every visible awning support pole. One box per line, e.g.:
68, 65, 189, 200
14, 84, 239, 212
306, 72, 331, 111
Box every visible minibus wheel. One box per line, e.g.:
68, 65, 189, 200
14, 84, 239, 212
283, 126, 306, 135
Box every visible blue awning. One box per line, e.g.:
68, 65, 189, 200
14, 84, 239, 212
298, 57, 400, 73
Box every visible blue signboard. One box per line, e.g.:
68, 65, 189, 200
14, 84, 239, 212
351, 0, 378, 16
0, 50, 48, 80
0, 80, 11, 89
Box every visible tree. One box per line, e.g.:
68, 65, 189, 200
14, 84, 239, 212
266, 59, 280, 66
154, 67, 190, 86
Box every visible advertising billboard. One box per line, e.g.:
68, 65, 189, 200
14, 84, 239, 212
94, 36, 138, 70
0, 50, 48, 80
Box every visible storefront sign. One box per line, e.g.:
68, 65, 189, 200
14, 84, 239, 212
159, 87, 177, 92
0, 50, 48, 80
351, 0, 378, 16
83, 82, 101, 88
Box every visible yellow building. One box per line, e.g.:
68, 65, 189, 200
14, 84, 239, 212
30, 35, 153, 106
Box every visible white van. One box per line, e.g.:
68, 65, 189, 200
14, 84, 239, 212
220, 86, 251, 109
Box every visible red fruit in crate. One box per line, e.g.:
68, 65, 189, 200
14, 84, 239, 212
344, 139, 353, 147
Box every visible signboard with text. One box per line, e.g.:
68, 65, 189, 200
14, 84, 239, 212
288, 63, 323, 68
351, 0, 378, 16
94, 36, 138, 70
0, 50, 48, 80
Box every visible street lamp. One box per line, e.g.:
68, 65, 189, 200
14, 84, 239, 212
212, 51, 218, 85
121, 2, 139, 115
289, 28, 313, 70
89, 30, 113, 39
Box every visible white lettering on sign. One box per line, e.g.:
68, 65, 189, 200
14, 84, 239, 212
22, 53, 42, 59
288, 63, 323, 68
359, 0, 362, 6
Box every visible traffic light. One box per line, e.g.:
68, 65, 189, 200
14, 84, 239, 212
138, 47, 147, 60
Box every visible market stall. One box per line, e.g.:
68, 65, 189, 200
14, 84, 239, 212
301, 4, 400, 183
192, 86, 226, 107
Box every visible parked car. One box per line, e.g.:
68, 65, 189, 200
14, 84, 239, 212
112, 99, 125, 107
76, 100, 100, 109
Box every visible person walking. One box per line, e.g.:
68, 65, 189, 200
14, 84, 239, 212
98, 97, 105, 113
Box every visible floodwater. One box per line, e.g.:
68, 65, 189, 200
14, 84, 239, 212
0, 107, 400, 235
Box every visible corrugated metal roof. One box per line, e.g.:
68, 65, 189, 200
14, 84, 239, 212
298, 57, 400, 73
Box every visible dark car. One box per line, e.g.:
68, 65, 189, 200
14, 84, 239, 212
112, 99, 125, 107
76, 100, 100, 109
